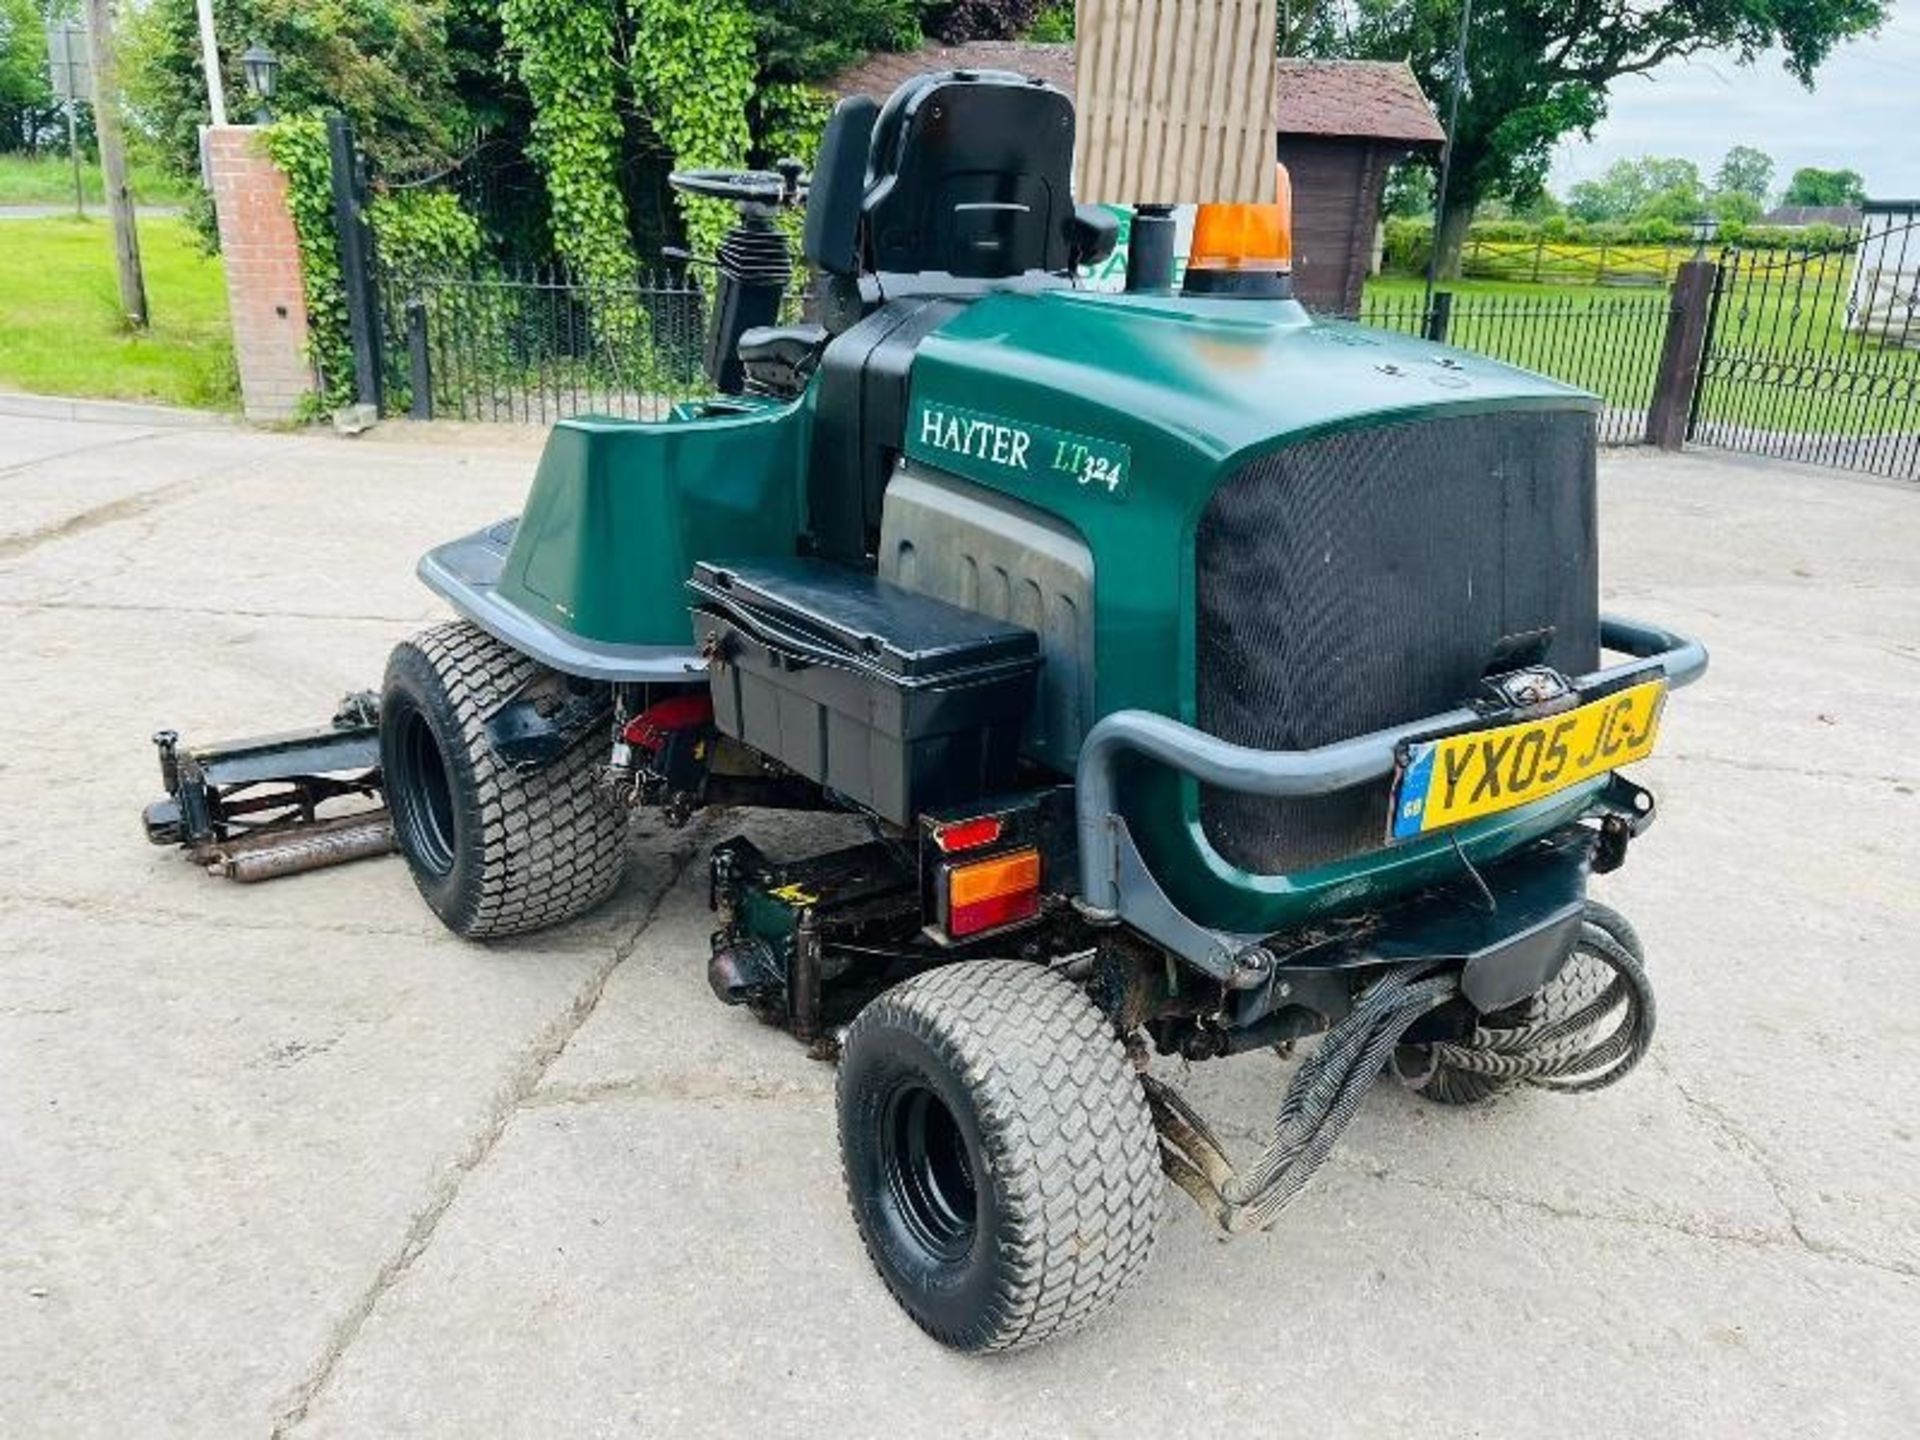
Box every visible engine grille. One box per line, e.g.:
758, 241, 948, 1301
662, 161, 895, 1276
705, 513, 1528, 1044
1195, 408, 1599, 873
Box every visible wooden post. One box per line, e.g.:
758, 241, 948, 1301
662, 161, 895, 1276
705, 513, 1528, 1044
1075, 0, 1279, 205
83, 0, 148, 329
1645, 258, 1717, 449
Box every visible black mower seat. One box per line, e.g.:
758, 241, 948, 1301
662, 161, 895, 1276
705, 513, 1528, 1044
737, 323, 828, 398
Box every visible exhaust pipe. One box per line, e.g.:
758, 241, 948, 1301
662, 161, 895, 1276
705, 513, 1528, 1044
1125, 204, 1177, 294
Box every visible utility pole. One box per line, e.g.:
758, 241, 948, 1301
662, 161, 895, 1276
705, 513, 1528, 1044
194, 0, 228, 126
1423, 0, 1473, 315
82, 0, 149, 330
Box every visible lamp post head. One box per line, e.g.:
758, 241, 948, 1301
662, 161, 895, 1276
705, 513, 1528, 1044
241, 41, 279, 123
1691, 214, 1720, 258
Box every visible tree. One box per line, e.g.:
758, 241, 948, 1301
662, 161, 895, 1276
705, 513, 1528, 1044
1279, 0, 1327, 52
1565, 156, 1702, 223
1311, 0, 1889, 276
926, 0, 1039, 43
1382, 160, 1435, 218
1027, 3, 1073, 41
750, 0, 925, 85
0, 0, 62, 152
123, 0, 480, 185
1783, 165, 1867, 208
1715, 144, 1774, 204
1708, 188, 1762, 225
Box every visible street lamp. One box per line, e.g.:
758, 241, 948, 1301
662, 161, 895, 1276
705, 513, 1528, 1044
1691, 215, 1720, 259
241, 41, 279, 124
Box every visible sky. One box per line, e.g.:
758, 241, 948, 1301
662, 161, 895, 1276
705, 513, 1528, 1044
1546, 0, 1920, 202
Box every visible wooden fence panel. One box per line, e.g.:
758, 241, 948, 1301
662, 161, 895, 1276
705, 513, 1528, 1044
1075, 0, 1277, 205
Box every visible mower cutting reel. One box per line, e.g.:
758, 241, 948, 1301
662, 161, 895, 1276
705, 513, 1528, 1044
144, 68, 1712, 1354
142, 692, 391, 881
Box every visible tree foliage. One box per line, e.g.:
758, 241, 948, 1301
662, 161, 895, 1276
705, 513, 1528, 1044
631, 0, 757, 257
926, 0, 1039, 43
1564, 152, 1778, 228
1783, 165, 1866, 207
1310, 0, 1888, 274
499, 0, 636, 298
1, 0, 63, 152
1715, 145, 1775, 204
124, 0, 472, 179
750, 0, 925, 85
1566, 156, 1702, 223
121, 0, 933, 276
1027, 3, 1074, 41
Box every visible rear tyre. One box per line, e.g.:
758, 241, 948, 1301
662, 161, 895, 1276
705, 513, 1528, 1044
380, 619, 628, 939
1392, 901, 1646, 1106
836, 960, 1163, 1352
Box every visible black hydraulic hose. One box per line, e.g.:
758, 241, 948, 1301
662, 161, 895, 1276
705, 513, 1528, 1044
1145, 904, 1658, 1234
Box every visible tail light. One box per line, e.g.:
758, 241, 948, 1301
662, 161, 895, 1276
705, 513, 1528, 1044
943, 848, 1041, 938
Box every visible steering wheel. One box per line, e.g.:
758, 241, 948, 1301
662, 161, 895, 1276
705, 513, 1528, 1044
668, 166, 806, 207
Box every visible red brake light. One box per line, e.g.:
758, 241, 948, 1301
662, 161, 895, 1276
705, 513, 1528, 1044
932, 815, 1004, 854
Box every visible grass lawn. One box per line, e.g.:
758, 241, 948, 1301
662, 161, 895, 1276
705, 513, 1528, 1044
0, 215, 237, 411
0, 152, 195, 207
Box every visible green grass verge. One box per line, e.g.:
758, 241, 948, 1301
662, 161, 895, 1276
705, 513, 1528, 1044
0, 152, 195, 207
0, 215, 237, 410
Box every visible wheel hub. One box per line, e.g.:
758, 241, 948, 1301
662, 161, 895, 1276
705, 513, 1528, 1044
881, 1081, 978, 1263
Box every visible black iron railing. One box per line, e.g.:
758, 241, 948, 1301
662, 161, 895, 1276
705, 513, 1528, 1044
1346, 288, 1670, 446
1691, 204, 1920, 480
381, 265, 1678, 447
378, 266, 728, 424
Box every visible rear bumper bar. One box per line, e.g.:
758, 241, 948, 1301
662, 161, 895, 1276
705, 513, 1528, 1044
1074, 616, 1706, 974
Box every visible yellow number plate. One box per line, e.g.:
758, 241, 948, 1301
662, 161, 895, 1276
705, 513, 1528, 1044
1390, 679, 1667, 840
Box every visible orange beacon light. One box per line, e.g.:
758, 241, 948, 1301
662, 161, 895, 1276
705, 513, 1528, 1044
1182, 164, 1294, 297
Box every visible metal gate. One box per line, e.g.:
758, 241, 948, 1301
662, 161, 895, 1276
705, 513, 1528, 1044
1691, 201, 1920, 480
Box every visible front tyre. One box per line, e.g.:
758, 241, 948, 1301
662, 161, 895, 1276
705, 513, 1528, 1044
380, 620, 628, 939
836, 960, 1163, 1352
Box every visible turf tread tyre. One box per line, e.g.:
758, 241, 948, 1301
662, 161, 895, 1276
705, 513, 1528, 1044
1396, 901, 1646, 1106
382, 620, 627, 938
837, 960, 1162, 1352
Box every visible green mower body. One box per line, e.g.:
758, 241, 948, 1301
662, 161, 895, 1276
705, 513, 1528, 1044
429, 288, 1630, 937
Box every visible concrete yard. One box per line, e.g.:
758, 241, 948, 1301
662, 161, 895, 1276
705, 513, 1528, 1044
1, 408, 1915, 1438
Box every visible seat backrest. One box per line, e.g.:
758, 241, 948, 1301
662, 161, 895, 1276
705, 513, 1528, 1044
803, 96, 878, 277
860, 71, 1076, 280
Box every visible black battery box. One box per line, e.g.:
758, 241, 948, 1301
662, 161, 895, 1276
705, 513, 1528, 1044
688, 557, 1041, 825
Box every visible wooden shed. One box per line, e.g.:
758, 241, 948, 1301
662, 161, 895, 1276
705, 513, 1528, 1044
828, 44, 1444, 315
1271, 60, 1444, 315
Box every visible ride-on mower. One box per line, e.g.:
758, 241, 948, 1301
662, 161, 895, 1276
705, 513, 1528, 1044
146, 71, 1706, 1351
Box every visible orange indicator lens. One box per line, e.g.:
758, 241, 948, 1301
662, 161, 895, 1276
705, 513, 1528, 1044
946, 849, 1041, 937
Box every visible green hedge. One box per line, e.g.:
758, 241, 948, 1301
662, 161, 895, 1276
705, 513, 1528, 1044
1383, 216, 1858, 277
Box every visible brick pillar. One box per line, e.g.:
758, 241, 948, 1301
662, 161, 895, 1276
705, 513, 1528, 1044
205, 126, 315, 422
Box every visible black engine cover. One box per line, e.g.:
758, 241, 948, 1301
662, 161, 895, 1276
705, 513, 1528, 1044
1195, 408, 1600, 873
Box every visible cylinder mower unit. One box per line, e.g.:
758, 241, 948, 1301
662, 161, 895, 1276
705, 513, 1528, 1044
142, 69, 1708, 1354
